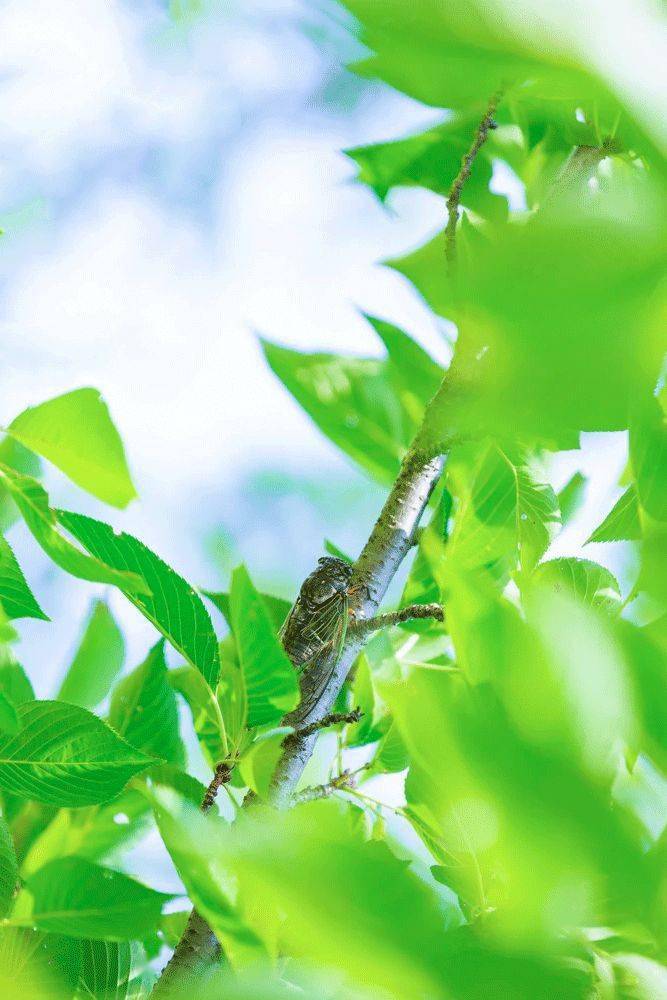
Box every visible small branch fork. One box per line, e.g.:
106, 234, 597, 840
349, 602, 444, 642
444, 90, 503, 273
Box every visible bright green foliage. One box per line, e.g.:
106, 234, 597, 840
262, 316, 442, 482
18, 857, 170, 939
0, 701, 155, 806
58, 600, 125, 710
169, 664, 230, 765
531, 557, 621, 611
57, 511, 221, 687
76, 939, 131, 999
0, 535, 48, 622
109, 641, 184, 765
587, 486, 642, 544
631, 395, 667, 522
558, 472, 587, 527
229, 565, 299, 728
6, 388, 137, 509
0, 692, 21, 735
0, 436, 41, 533
0, 814, 17, 917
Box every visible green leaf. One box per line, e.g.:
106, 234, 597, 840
346, 117, 507, 221
229, 565, 299, 728
0, 692, 21, 735
530, 558, 621, 611
0, 437, 41, 533
558, 472, 587, 527
0, 701, 155, 806
0, 535, 48, 622
587, 486, 642, 544
56, 510, 221, 687
0, 468, 148, 594
20, 857, 171, 940
238, 729, 292, 798
262, 323, 434, 483
0, 651, 35, 707
170, 665, 229, 766
0, 814, 17, 917
57, 600, 125, 710
323, 538, 354, 565
0, 927, 81, 999
76, 939, 131, 999
630, 395, 667, 522
6, 388, 137, 509
109, 641, 184, 765
205, 590, 291, 635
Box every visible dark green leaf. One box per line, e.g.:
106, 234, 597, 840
558, 472, 587, 527
0, 535, 48, 621
76, 939, 131, 999
205, 589, 291, 635
0, 693, 21, 736
57, 600, 125, 710
0, 814, 17, 917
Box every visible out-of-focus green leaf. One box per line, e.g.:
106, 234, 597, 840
630, 395, 667, 522
323, 538, 354, 565
0, 535, 48, 622
0, 652, 34, 707
6, 388, 137, 509
229, 566, 299, 728
530, 558, 621, 612
76, 939, 131, 1000
617, 619, 667, 770
0, 693, 21, 735
0, 701, 155, 807
0, 927, 81, 999
558, 472, 587, 527
18, 857, 170, 940
405, 190, 666, 446
57, 600, 125, 710
239, 728, 292, 799
346, 117, 507, 220
0, 437, 41, 533
0, 814, 17, 917
586, 486, 642, 544
262, 319, 440, 482
57, 510, 221, 688
109, 641, 184, 766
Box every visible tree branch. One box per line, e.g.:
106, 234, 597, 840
292, 769, 357, 804
348, 602, 443, 642
445, 90, 502, 273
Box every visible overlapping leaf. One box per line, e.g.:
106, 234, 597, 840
58, 600, 125, 710
0, 815, 17, 918
0, 535, 48, 622
0, 701, 154, 806
587, 486, 642, 544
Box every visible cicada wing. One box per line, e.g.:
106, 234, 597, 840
297, 592, 349, 716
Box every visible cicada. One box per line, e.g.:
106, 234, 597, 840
279, 556, 354, 672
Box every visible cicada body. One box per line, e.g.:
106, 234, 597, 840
279, 556, 354, 670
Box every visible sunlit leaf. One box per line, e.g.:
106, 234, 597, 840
6, 388, 137, 509
0, 535, 48, 622
530, 558, 621, 611
586, 486, 642, 544
0, 814, 17, 917
76, 939, 131, 1000
57, 600, 125, 710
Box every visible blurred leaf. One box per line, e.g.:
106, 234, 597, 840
0, 701, 154, 807
76, 939, 131, 999
262, 319, 439, 482
0, 437, 41, 533
558, 472, 587, 527
20, 857, 170, 940
347, 118, 507, 220
587, 486, 642, 544
0, 814, 17, 917
372, 720, 409, 773
0, 535, 48, 622
205, 589, 291, 635
323, 539, 354, 565
57, 600, 124, 710
0, 693, 21, 735
6, 388, 137, 509
109, 641, 184, 766
239, 728, 292, 798
631, 395, 667, 522
530, 558, 621, 611
229, 565, 299, 728
0, 927, 81, 1000
0, 653, 34, 707
57, 510, 221, 687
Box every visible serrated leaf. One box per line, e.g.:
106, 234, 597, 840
0, 468, 148, 595
0, 814, 17, 917
57, 600, 125, 710
0, 535, 48, 622
0, 701, 155, 806
229, 565, 299, 728
57, 510, 221, 687
532, 558, 621, 611
76, 939, 131, 999
109, 641, 184, 766
19, 857, 171, 940
6, 388, 137, 509
587, 486, 642, 544
169, 665, 229, 765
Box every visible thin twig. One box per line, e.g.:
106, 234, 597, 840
200, 761, 233, 813
292, 769, 357, 804
348, 602, 444, 642
283, 708, 363, 747
445, 90, 502, 273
